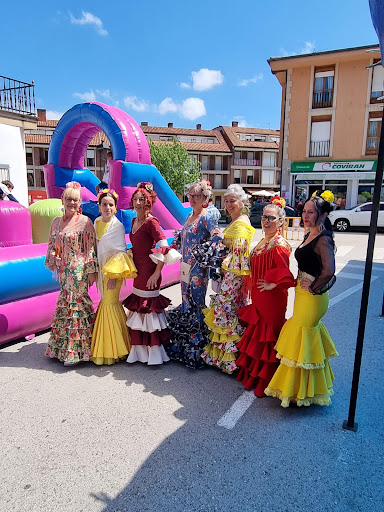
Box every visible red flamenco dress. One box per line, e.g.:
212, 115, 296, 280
236, 235, 294, 397
123, 217, 180, 365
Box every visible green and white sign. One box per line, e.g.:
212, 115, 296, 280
291, 160, 377, 173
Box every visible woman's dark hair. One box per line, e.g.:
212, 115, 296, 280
304, 195, 333, 233
98, 191, 117, 206
2, 180, 14, 189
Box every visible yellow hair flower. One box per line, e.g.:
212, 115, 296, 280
321, 190, 334, 203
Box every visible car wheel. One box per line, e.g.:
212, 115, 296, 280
334, 218, 350, 232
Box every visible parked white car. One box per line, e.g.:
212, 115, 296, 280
328, 202, 384, 231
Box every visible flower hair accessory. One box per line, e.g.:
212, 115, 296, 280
66, 181, 81, 190
271, 196, 286, 209
97, 188, 119, 201
137, 182, 154, 193
201, 179, 212, 190
312, 190, 335, 204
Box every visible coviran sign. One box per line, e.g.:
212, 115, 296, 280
291, 160, 377, 173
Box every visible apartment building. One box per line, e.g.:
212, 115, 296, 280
269, 44, 384, 209
216, 122, 280, 195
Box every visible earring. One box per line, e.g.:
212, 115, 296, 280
318, 223, 324, 233
114, 209, 117, 214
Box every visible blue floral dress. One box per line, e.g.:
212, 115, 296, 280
166, 213, 222, 368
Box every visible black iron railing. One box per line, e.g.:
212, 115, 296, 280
309, 140, 330, 157
312, 90, 333, 108
0, 75, 36, 116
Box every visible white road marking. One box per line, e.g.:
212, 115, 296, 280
336, 246, 354, 257
335, 271, 378, 280
217, 391, 256, 430
373, 248, 384, 260
328, 276, 378, 307
336, 263, 384, 272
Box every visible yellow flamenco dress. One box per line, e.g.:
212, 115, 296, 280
91, 218, 137, 365
202, 220, 255, 374
265, 231, 338, 407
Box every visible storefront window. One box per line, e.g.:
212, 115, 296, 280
324, 182, 347, 209
358, 184, 384, 204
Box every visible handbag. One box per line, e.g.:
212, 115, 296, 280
180, 261, 191, 283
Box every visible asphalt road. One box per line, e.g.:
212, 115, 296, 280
1, 231, 383, 512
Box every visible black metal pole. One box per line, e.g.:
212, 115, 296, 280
343, 107, 384, 432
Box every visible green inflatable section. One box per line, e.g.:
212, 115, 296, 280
29, 199, 62, 244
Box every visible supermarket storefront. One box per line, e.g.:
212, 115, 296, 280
291, 160, 383, 209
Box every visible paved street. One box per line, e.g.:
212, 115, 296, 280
1, 231, 384, 512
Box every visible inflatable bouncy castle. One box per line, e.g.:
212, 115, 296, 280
0, 102, 191, 345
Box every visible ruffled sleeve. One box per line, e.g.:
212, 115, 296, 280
310, 234, 335, 293
150, 239, 182, 265
101, 252, 137, 279
44, 217, 59, 272
264, 245, 295, 289
222, 238, 251, 276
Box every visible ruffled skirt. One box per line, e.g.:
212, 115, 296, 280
236, 287, 288, 397
91, 279, 130, 365
46, 288, 94, 363
123, 289, 171, 365
265, 285, 338, 407
202, 272, 247, 374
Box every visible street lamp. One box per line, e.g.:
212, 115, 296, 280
183, 170, 188, 201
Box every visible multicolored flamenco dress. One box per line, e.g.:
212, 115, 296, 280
91, 216, 137, 365
123, 217, 181, 365
202, 220, 255, 373
166, 213, 222, 369
236, 234, 295, 397
265, 231, 338, 407
45, 215, 97, 364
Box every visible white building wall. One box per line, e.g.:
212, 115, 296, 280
0, 123, 28, 206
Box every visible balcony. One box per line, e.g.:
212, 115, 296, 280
0, 75, 36, 116
312, 90, 333, 109
309, 140, 330, 157
233, 158, 261, 167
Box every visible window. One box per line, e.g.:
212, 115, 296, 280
360, 203, 373, 212
234, 170, 241, 184
366, 112, 382, 155
246, 170, 254, 184
27, 171, 35, 187
160, 136, 173, 141
207, 138, 215, 144
234, 151, 241, 159
39, 148, 48, 165
215, 156, 222, 171
214, 174, 222, 189
26, 148, 33, 166
310, 117, 331, 157
201, 155, 209, 171
86, 149, 95, 167
371, 61, 384, 103
313, 67, 334, 108
261, 170, 274, 185
263, 152, 277, 167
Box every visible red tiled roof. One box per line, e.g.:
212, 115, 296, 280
38, 120, 59, 127
218, 126, 280, 149
25, 131, 110, 147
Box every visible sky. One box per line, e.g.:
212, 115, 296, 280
2, 0, 379, 130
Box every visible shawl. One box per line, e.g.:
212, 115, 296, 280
221, 220, 255, 275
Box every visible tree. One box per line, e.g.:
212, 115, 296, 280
148, 138, 201, 196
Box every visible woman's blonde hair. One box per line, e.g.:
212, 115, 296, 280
62, 181, 82, 202
188, 179, 212, 204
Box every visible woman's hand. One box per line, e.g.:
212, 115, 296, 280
257, 280, 277, 292
107, 278, 116, 290
299, 277, 313, 292
147, 270, 161, 290
88, 272, 97, 287
127, 249, 133, 258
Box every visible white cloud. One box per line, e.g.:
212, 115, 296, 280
69, 10, 108, 36
123, 96, 150, 112
301, 41, 315, 54
96, 89, 112, 99
238, 73, 263, 87
179, 98, 206, 120
46, 110, 65, 120
157, 97, 206, 120
233, 116, 248, 127
73, 90, 96, 102
158, 97, 178, 115
191, 69, 224, 91
180, 82, 191, 89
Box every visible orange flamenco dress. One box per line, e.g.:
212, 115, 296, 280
236, 235, 294, 397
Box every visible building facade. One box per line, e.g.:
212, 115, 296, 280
269, 44, 384, 209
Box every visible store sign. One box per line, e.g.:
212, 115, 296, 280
292, 160, 377, 173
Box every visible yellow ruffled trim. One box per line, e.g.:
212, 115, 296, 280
102, 252, 137, 279
203, 307, 238, 334
221, 264, 251, 276
264, 386, 334, 408
91, 356, 126, 366
208, 331, 240, 344
276, 352, 339, 370
203, 343, 237, 362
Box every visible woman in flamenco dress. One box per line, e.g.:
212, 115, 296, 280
45, 182, 98, 366
166, 179, 223, 369
265, 192, 338, 407
91, 189, 137, 365
122, 183, 181, 365
236, 197, 295, 396
202, 184, 255, 374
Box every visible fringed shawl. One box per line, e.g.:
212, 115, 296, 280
221, 220, 255, 276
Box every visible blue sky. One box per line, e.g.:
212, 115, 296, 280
2, 0, 379, 130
